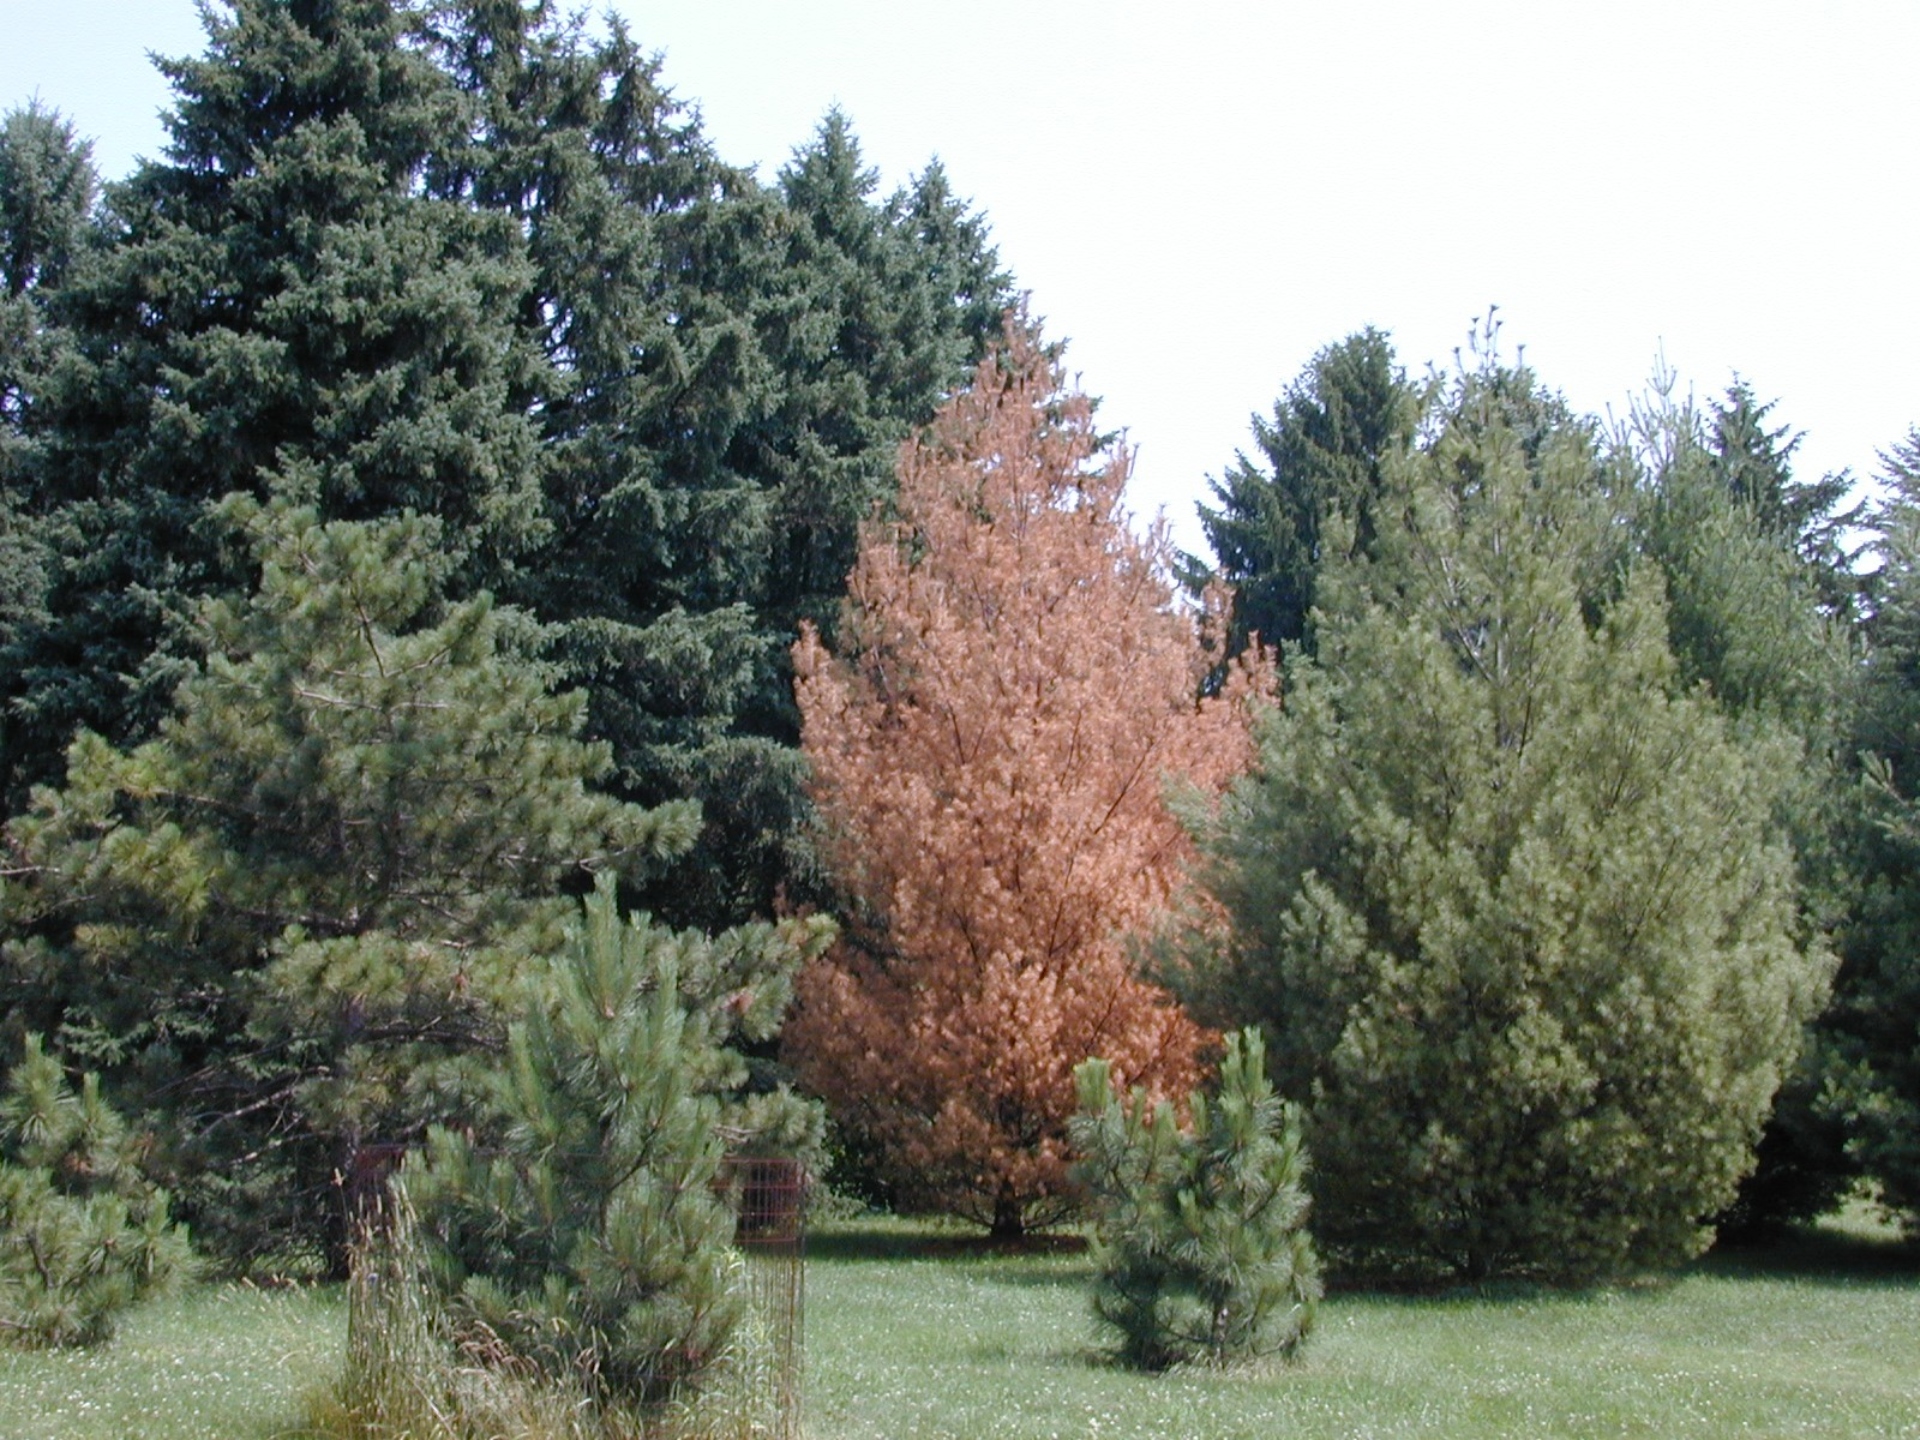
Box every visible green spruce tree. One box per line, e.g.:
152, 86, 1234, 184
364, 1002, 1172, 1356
424, 28, 1015, 929
0, 101, 96, 718
0, 100, 94, 305
1632, 375, 1859, 722
0, 0, 548, 814
439, 4, 793, 933
624, 113, 1014, 927
1193, 327, 1418, 657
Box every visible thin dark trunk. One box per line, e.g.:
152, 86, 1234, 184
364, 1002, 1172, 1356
990, 1183, 1026, 1240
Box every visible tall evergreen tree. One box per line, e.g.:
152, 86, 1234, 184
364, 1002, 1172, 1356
1175, 358, 1829, 1281
651, 117, 1014, 926
1624, 372, 1863, 1232
0, 100, 95, 304
419, 33, 1015, 930
0, 102, 96, 688
756, 114, 1012, 650
1827, 429, 1920, 1233
0, 0, 548, 814
1, 502, 689, 1271
1633, 376, 1859, 721
1709, 380, 1861, 599
426, 1, 792, 931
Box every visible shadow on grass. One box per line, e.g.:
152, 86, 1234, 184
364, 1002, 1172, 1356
808, 1219, 1089, 1265
1698, 1219, 1920, 1287
809, 1209, 1920, 1310
1318, 1219, 1920, 1314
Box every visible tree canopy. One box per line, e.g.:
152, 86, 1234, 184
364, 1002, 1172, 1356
4, 0, 1915, 1318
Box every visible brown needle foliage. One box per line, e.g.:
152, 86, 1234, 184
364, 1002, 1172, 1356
785, 313, 1270, 1235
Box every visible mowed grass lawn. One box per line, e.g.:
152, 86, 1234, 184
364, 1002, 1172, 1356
1, 1214, 1915, 1439
0, 1282, 344, 1439
806, 1217, 1920, 1439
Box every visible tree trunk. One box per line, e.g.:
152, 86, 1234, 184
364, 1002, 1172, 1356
989, 1184, 1026, 1241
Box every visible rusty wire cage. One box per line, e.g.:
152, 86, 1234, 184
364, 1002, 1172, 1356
715, 1155, 808, 1440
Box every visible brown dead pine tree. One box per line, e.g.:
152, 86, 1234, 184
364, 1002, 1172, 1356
786, 312, 1269, 1236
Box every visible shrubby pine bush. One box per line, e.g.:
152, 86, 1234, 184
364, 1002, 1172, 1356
1072, 1029, 1320, 1370
0, 1034, 191, 1347
395, 874, 829, 1414
318, 1190, 783, 1440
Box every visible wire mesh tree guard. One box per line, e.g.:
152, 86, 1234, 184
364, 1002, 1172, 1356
717, 1155, 808, 1440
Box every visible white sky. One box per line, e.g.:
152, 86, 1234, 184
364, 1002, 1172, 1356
7, 1, 1917, 555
